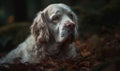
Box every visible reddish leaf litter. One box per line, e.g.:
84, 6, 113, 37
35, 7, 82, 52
0, 30, 120, 71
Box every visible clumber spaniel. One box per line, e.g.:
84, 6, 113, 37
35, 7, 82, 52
0, 3, 78, 64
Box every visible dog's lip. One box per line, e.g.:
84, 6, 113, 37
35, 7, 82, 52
57, 32, 74, 44
61, 29, 74, 37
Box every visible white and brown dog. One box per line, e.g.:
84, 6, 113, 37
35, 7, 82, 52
0, 3, 78, 64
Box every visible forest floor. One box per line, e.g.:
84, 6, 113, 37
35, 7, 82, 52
0, 23, 120, 71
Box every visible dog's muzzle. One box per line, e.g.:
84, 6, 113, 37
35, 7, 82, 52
60, 21, 75, 43
63, 21, 75, 35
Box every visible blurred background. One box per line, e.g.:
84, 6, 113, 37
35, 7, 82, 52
0, 0, 120, 71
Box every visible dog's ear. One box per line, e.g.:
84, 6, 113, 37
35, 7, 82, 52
31, 11, 49, 44
72, 12, 79, 40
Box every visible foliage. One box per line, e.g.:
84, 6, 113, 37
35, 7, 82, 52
0, 0, 120, 71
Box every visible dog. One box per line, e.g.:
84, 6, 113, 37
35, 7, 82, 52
0, 3, 78, 64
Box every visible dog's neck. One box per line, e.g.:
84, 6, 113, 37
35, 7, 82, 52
35, 40, 73, 59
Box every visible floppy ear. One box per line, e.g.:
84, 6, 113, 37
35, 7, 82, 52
31, 11, 49, 44
72, 12, 79, 40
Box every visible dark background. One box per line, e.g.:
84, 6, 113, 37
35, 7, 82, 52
0, 0, 120, 71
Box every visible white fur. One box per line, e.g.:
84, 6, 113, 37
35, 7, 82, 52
0, 3, 78, 64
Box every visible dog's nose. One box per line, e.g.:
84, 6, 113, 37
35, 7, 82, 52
65, 21, 75, 29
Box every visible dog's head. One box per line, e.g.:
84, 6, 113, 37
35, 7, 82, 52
31, 3, 78, 44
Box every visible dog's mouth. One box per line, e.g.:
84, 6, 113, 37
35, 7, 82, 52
64, 32, 74, 42
58, 30, 75, 44
56, 34, 74, 49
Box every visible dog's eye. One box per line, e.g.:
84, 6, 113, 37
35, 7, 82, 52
68, 13, 73, 20
51, 15, 60, 23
